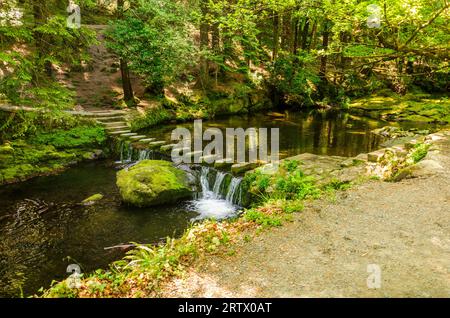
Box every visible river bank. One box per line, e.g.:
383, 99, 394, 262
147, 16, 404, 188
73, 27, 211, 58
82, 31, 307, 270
160, 130, 450, 297
38, 128, 450, 298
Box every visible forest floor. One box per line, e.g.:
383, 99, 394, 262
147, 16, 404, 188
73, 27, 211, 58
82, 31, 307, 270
66, 25, 146, 111
161, 134, 450, 298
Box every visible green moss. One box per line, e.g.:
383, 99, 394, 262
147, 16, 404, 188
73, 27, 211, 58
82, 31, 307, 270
410, 143, 430, 163
349, 92, 450, 123
116, 160, 192, 207
30, 125, 107, 149
244, 209, 283, 227
82, 193, 104, 204
0, 136, 104, 186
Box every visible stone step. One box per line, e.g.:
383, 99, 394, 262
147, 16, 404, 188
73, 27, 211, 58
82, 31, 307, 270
120, 133, 138, 137
138, 138, 156, 143
105, 126, 128, 131
129, 135, 148, 140
160, 144, 178, 153
89, 110, 127, 115
109, 130, 132, 135
102, 121, 127, 126
367, 149, 386, 163
89, 111, 126, 117
96, 116, 126, 122
148, 141, 166, 149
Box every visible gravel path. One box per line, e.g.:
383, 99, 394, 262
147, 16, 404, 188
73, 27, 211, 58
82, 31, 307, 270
162, 133, 450, 297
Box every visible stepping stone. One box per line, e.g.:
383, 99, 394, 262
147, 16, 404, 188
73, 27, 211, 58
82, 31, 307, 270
138, 138, 156, 143
367, 149, 386, 162
89, 110, 127, 115
120, 133, 138, 137
148, 141, 166, 149
104, 121, 127, 126
106, 126, 128, 130
160, 144, 177, 152
96, 117, 126, 122
129, 135, 148, 140
109, 130, 131, 135
173, 145, 191, 151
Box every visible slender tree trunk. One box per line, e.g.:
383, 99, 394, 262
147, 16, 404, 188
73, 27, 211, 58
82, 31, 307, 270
319, 19, 330, 79
117, 0, 134, 103
301, 18, 310, 50
272, 11, 280, 61
32, 0, 53, 82
292, 18, 300, 56
309, 21, 318, 50
199, 0, 210, 88
281, 11, 291, 51
120, 58, 134, 101
212, 22, 220, 53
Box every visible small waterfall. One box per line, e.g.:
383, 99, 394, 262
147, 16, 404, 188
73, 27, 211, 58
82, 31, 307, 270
212, 171, 226, 195
118, 140, 133, 163
225, 177, 242, 205
117, 139, 154, 163
200, 167, 210, 196
138, 149, 153, 161
198, 167, 242, 205
191, 166, 242, 220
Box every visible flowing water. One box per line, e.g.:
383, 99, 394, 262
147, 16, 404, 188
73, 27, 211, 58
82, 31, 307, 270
0, 110, 433, 297
142, 111, 422, 158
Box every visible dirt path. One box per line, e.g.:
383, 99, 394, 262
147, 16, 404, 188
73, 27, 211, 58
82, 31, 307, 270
162, 134, 450, 297
66, 25, 145, 111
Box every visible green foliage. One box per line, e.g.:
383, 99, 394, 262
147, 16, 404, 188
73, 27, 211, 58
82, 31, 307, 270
245, 160, 320, 202
0, 109, 84, 142
129, 106, 173, 131
281, 200, 304, 214
268, 52, 321, 107
410, 143, 430, 163
106, 0, 195, 94
244, 209, 283, 227
0, 140, 79, 185
30, 125, 107, 149
324, 179, 352, 191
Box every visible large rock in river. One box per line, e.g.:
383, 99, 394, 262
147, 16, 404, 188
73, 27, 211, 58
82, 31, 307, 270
116, 160, 192, 207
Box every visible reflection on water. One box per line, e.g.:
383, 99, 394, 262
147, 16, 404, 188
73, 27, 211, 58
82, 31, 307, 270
143, 111, 397, 158
0, 110, 435, 297
0, 163, 198, 297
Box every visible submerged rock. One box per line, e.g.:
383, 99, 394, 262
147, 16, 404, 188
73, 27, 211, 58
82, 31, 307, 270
82, 193, 104, 205
116, 160, 193, 207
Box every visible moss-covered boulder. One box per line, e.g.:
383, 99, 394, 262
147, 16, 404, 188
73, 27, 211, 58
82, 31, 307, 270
116, 160, 193, 207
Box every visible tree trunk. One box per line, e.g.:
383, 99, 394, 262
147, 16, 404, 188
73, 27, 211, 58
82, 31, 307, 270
212, 22, 220, 53
32, 0, 53, 82
272, 11, 280, 61
301, 18, 310, 50
199, 0, 210, 88
309, 21, 318, 50
319, 20, 330, 79
117, 0, 134, 104
120, 58, 134, 102
292, 18, 300, 56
